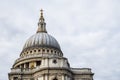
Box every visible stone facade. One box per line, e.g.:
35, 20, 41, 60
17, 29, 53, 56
8, 10, 94, 80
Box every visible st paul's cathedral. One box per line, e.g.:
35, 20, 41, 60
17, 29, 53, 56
8, 10, 94, 80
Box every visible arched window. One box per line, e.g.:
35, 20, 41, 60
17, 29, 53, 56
53, 77, 58, 80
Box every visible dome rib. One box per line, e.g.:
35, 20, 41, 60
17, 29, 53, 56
22, 33, 61, 51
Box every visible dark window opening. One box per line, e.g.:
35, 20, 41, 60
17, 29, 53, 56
47, 50, 49, 52
51, 50, 53, 53
55, 51, 56, 53
34, 50, 36, 52
38, 50, 41, 52
53, 77, 58, 80
26, 62, 29, 68
13, 77, 18, 80
21, 64, 24, 69
36, 61, 41, 66
53, 59, 57, 64
16, 65, 20, 68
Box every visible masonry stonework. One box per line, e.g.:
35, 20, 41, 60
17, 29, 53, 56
8, 10, 94, 80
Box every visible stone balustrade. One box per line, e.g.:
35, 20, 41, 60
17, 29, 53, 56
11, 66, 71, 74
71, 68, 92, 74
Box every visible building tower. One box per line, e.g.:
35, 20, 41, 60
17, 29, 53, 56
8, 10, 94, 80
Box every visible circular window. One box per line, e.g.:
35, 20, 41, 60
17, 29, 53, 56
53, 59, 57, 64
30, 51, 32, 53
47, 50, 49, 52
34, 50, 36, 52
51, 50, 53, 53
38, 49, 41, 52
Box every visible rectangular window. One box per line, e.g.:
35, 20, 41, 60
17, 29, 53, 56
26, 62, 29, 68
36, 61, 41, 66
21, 64, 24, 69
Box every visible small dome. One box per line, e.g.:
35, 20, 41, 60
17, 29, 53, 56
23, 33, 61, 50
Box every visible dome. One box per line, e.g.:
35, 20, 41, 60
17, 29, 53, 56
23, 33, 61, 50
22, 10, 61, 51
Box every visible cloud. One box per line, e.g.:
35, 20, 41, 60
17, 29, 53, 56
0, 0, 120, 80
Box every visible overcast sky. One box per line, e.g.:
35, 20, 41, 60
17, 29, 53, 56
0, 0, 120, 80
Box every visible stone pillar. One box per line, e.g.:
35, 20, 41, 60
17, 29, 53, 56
62, 75, 65, 80
24, 63, 26, 69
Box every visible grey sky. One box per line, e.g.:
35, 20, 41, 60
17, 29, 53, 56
0, 0, 120, 80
